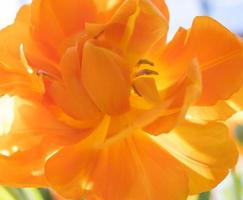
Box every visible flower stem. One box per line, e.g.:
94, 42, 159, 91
198, 192, 210, 200
232, 170, 242, 200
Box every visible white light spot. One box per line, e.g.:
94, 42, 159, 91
107, 0, 118, 10
0, 95, 15, 135
0, 150, 11, 156
81, 179, 93, 191
11, 145, 19, 153
32, 170, 44, 176
19, 43, 34, 74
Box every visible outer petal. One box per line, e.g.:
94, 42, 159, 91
155, 28, 191, 91
155, 120, 238, 194
188, 16, 243, 105
228, 86, 243, 111
0, 5, 56, 97
31, 0, 95, 52
151, 0, 169, 20
45, 124, 188, 200
0, 95, 82, 187
0, 12, 28, 74
187, 101, 236, 121
30, 0, 126, 56
81, 40, 131, 115
0, 146, 49, 187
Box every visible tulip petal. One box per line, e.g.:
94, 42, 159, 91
142, 32, 201, 135
228, 86, 243, 111
103, 0, 168, 61
0, 18, 28, 75
81, 40, 130, 115
0, 6, 56, 97
151, 0, 169, 20
155, 28, 191, 91
48, 46, 100, 120
189, 16, 243, 105
45, 129, 188, 200
0, 147, 48, 187
0, 5, 50, 76
0, 95, 81, 187
188, 101, 235, 121
132, 77, 161, 104
156, 120, 238, 194
31, 0, 96, 50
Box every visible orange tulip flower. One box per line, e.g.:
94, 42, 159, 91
0, 0, 243, 199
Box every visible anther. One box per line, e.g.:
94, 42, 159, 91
132, 85, 142, 96
135, 69, 159, 77
137, 59, 154, 66
36, 70, 58, 80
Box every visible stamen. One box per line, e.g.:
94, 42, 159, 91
36, 70, 50, 77
94, 30, 104, 39
135, 69, 159, 77
137, 59, 154, 66
132, 85, 142, 96
36, 70, 59, 80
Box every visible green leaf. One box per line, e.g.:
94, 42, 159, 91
198, 192, 211, 200
0, 187, 54, 200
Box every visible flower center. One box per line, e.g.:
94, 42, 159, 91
132, 59, 161, 105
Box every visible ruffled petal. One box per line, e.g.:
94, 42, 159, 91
81, 40, 131, 115
187, 101, 236, 121
0, 15, 28, 74
155, 120, 238, 194
0, 6, 55, 97
155, 28, 191, 91
0, 95, 81, 187
0, 147, 49, 187
102, 0, 168, 62
141, 29, 201, 135
188, 16, 243, 105
45, 124, 188, 200
31, 0, 96, 51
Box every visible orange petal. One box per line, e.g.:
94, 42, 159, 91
228, 86, 243, 112
0, 95, 81, 149
45, 128, 188, 200
151, 0, 169, 21
0, 20, 28, 75
132, 77, 161, 104
0, 147, 48, 187
0, 95, 81, 187
188, 16, 243, 105
15, 5, 31, 23
155, 28, 192, 91
143, 36, 201, 135
81, 40, 130, 115
54, 46, 100, 120
31, 0, 96, 50
103, 0, 168, 61
0, 6, 56, 97
156, 120, 238, 194
188, 101, 236, 121
125, 0, 168, 60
